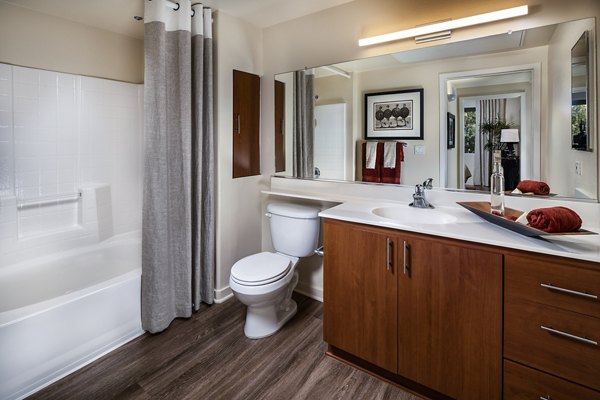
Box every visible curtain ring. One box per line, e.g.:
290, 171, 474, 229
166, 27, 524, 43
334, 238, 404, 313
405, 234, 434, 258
191, 8, 196, 17
173, 2, 180, 10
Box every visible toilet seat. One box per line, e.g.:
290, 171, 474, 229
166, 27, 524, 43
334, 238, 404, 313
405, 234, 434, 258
230, 252, 291, 286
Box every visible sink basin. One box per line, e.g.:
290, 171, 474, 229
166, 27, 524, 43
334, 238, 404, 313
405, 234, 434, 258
371, 206, 458, 225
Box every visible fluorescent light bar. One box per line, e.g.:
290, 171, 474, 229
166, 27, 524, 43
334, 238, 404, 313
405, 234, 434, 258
415, 30, 452, 44
359, 5, 528, 47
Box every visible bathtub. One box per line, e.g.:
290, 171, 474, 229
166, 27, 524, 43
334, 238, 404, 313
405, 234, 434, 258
0, 231, 144, 400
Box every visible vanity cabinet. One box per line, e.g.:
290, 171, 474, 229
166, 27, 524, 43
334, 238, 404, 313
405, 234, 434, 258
323, 220, 398, 372
323, 219, 503, 399
504, 254, 600, 396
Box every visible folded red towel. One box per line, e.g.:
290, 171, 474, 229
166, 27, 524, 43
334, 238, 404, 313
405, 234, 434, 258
516, 180, 550, 195
361, 142, 383, 183
381, 142, 404, 184
527, 206, 582, 233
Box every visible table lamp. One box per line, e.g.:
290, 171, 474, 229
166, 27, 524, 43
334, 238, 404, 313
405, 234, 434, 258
500, 129, 519, 158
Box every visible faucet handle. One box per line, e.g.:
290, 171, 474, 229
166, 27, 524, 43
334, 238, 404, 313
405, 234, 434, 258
423, 178, 433, 190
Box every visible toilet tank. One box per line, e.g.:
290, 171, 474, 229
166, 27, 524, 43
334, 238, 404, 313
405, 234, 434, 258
267, 203, 320, 257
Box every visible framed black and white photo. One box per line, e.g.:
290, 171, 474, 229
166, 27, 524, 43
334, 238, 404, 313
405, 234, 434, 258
447, 112, 455, 149
364, 88, 423, 140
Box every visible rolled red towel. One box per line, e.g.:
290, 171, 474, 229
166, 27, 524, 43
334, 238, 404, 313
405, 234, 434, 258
527, 206, 582, 233
516, 180, 550, 195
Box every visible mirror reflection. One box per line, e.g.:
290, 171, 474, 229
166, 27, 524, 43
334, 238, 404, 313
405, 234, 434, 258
274, 17, 597, 201
571, 31, 591, 151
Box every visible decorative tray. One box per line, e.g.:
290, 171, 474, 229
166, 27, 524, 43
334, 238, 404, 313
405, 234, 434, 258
457, 201, 596, 237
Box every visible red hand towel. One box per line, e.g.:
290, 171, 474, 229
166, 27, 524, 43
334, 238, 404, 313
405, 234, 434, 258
381, 142, 404, 184
361, 142, 383, 183
527, 206, 582, 233
516, 180, 550, 195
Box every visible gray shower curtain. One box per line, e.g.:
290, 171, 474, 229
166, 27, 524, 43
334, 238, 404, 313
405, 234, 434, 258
142, 0, 214, 333
293, 70, 315, 178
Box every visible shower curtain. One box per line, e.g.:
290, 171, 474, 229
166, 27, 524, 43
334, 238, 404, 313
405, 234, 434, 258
293, 70, 315, 178
142, 0, 214, 333
474, 99, 506, 188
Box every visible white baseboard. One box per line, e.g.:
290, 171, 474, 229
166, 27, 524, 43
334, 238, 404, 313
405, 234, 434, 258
294, 281, 323, 302
214, 286, 233, 303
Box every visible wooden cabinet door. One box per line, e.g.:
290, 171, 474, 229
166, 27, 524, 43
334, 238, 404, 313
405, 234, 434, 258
232, 70, 260, 178
274, 80, 285, 173
397, 236, 502, 400
323, 220, 398, 373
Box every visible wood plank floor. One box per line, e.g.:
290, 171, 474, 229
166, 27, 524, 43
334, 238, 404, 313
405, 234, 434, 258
29, 293, 421, 400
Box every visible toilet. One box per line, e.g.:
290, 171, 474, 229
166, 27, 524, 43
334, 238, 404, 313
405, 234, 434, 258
229, 202, 320, 339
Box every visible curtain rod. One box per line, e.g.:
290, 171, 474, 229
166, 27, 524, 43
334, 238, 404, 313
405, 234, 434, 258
161, 1, 210, 16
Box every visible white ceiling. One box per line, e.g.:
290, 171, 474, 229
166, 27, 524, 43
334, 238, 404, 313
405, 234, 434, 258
1, 0, 356, 39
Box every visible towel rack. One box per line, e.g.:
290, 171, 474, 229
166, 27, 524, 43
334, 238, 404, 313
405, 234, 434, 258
365, 140, 408, 147
17, 191, 82, 210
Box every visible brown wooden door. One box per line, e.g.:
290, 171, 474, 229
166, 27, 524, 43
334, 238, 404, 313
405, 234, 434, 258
274, 80, 285, 173
232, 70, 260, 178
397, 236, 502, 400
323, 220, 398, 373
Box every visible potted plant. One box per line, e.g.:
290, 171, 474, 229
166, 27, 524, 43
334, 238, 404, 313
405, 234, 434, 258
479, 116, 514, 179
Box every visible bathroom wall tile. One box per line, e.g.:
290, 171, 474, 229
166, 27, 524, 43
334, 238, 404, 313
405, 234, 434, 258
0, 94, 10, 111
0, 63, 10, 80
13, 67, 38, 84
39, 70, 58, 87
0, 110, 11, 127
13, 82, 38, 98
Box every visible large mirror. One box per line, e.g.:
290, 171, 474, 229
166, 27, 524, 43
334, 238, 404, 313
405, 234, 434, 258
274, 17, 598, 201
571, 31, 592, 151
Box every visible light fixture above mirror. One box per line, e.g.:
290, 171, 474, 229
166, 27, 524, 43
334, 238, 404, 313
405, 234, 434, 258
358, 5, 529, 47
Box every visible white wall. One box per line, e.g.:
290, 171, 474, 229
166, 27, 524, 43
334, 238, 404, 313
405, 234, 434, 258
0, 63, 143, 265
214, 11, 265, 301
547, 18, 597, 198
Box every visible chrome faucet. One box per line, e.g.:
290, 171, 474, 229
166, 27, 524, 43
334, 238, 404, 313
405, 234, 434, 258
409, 178, 434, 209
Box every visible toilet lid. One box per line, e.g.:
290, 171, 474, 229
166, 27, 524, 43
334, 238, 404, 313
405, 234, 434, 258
231, 252, 291, 286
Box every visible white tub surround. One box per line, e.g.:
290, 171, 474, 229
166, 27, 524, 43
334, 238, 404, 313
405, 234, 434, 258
0, 232, 143, 400
266, 176, 600, 263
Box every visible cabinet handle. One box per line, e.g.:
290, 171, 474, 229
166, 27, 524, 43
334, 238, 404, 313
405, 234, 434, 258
385, 238, 394, 272
386, 238, 393, 272
403, 240, 409, 275
540, 325, 598, 346
539, 396, 551, 400
236, 114, 241, 134
540, 283, 597, 300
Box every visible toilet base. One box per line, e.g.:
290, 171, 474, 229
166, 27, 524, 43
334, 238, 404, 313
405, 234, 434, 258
244, 299, 298, 339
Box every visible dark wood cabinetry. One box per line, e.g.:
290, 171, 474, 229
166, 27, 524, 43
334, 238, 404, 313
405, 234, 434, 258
323, 219, 502, 399
504, 254, 600, 396
398, 236, 502, 399
232, 70, 260, 178
323, 221, 398, 372
274, 80, 285, 173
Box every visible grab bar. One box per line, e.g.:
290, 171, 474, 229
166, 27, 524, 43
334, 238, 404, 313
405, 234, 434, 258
17, 191, 82, 210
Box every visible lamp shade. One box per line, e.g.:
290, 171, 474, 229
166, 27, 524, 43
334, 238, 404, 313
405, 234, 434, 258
500, 129, 519, 143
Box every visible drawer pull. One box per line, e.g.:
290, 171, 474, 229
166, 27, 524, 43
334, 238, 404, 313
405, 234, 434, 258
539, 396, 551, 400
540, 283, 597, 300
540, 325, 598, 346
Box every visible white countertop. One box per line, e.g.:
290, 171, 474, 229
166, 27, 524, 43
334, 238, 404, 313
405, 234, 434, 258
319, 200, 600, 264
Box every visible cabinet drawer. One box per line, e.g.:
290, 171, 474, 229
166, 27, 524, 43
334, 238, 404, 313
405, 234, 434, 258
504, 360, 600, 400
505, 255, 600, 318
505, 297, 600, 391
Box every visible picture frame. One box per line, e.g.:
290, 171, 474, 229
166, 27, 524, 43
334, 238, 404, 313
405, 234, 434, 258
364, 88, 424, 140
447, 112, 456, 149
